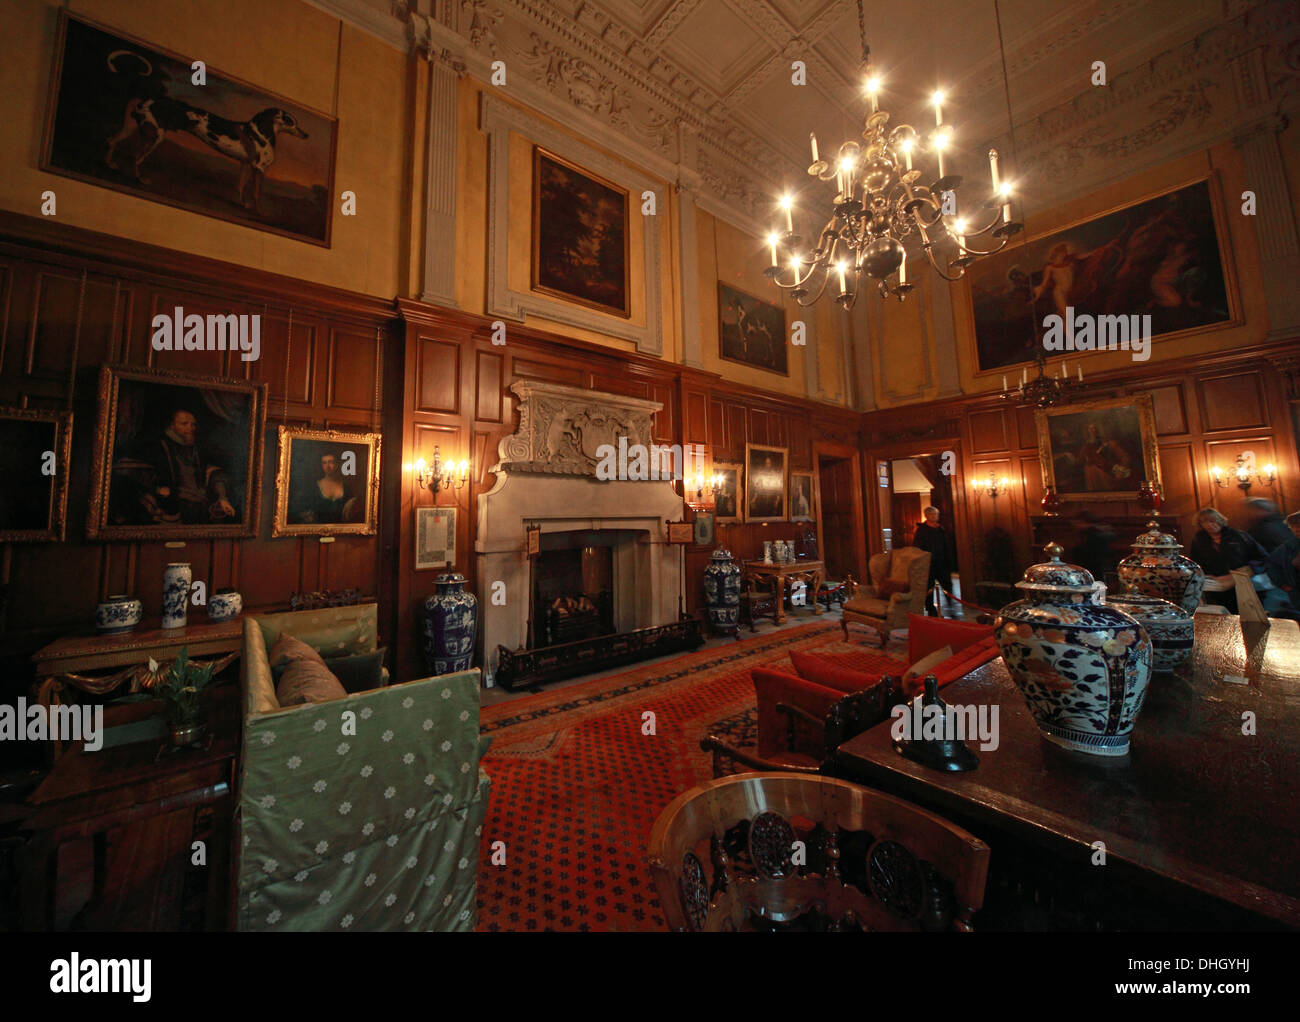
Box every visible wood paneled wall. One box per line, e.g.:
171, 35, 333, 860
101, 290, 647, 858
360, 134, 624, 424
0, 213, 397, 689
391, 300, 865, 679
861, 345, 1300, 597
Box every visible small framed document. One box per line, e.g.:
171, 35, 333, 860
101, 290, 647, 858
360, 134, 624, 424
526, 524, 541, 558
667, 521, 694, 544
415, 506, 456, 570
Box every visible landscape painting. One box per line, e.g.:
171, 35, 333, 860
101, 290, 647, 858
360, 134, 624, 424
966, 179, 1233, 372
719, 283, 787, 375
532, 148, 630, 317
1035, 394, 1160, 502
43, 12, 336, 244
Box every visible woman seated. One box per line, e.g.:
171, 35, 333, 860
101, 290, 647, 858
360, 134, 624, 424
1187, 507, 1267, 614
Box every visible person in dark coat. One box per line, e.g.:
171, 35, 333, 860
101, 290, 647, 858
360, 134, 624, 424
1244, 498, 1291, 553
913, 506, 952, 616
1188, 507, 1267, 613
1264, 512, 1300, 611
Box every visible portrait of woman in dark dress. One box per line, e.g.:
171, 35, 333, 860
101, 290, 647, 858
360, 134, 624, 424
913, 505, 952, 616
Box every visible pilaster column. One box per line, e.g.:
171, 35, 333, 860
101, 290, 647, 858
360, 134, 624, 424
419, 49, 464, 308
1235, 115, 1300, 341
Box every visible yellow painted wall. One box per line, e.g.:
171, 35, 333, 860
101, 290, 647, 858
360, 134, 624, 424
0, 0, 409, 298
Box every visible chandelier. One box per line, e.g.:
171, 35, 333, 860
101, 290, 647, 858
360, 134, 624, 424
766, 0, 1022, 309
1000, 345, 1083, 409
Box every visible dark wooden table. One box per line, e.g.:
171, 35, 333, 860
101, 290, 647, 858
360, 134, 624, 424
19, 688, 238, 931
836, 614, 1300, 928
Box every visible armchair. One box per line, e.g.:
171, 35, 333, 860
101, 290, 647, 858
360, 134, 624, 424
700, 673, 902, 777
841, 547, 931, 647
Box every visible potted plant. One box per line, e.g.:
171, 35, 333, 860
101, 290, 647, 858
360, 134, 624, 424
153, 647, 216, 747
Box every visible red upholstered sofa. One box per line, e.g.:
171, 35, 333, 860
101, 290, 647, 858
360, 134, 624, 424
751, 616, 999, 759
904, 614, 999, 694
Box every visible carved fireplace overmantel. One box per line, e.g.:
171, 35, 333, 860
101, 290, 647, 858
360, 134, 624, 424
493, 380, 663, 476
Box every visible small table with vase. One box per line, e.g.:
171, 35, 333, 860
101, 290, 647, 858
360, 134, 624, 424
743, 558, 825, 625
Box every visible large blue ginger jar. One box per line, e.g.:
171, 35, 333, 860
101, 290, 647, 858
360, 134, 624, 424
703, 548, 742, 637
423, 573, 478, 675
994, 543, 1153, 757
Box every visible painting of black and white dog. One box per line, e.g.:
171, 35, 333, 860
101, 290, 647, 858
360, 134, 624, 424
43, 13, 336, 245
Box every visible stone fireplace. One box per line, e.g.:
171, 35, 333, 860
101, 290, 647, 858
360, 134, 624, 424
476, 381, 685, 677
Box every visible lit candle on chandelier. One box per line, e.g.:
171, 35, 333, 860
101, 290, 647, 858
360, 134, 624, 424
900, 138, 913, 172
935, 130, 948, 181
779, 194, 794, 234
954, 218, 967, 251
932, 89, 945, 127
809, 132, 820, 164
1000, 181, 1013, 223
767, 232, 779, 267
836, 261, 848, 296
866, 75, 881, 114
988, 148, 1000, 193
898, 256, 906, 286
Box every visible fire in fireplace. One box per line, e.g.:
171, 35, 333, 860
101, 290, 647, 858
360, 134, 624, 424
532, 538, 615, 648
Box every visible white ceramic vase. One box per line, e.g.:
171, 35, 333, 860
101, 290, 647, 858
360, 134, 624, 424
161, 562, 192, 629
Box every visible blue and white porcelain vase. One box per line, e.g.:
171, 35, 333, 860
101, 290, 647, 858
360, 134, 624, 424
207, 588, 243, 623
422, 573, 478, 675
1107, 586, 1194, 675
994, 543, 1153, 757
161, 562, 192, 630
1116, 521, 1205, 614
703, 548, 742, 637
95, 595, 143, 634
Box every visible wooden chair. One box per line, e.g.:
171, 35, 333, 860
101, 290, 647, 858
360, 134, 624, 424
842, 547, 931, 647
700, 676, 903, 777
739, 571, 777, 631
647, 772, 990, 931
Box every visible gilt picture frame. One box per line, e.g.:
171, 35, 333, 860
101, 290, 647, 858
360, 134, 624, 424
42, 11, 338, 246
531, 147, 631, 318
0, 407, 73, 543
1035, 393, 1161, 502
789, 471, 815, 522
87, 365, 266, 540
272, 426, 381, 537
712, 462, 743, 524
745, 444, 788, 523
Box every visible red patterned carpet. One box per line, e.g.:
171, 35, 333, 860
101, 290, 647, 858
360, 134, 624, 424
475, 621, 909, 931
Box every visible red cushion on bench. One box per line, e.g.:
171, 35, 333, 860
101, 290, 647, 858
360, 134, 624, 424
789, 651, 880, 694
907, 614, 993, 664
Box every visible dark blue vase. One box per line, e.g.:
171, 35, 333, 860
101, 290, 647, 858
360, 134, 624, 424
423, 573, 478, 675
703, 549, 742, 637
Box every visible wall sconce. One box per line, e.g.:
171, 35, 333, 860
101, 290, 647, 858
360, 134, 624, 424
1210, 453, 1276, 495
415, 445, 469, 495
686, 470, 723, 503
972, 472, 1010, 499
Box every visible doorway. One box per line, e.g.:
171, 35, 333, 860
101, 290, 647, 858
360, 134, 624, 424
875, 454, 961, 605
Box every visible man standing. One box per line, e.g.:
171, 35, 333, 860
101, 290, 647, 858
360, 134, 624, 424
141, 408, 235, 524
912, 506, 952, 616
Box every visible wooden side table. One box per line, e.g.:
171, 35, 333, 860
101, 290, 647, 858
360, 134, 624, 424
32, 619, 243, 759
743, 560, 825, 624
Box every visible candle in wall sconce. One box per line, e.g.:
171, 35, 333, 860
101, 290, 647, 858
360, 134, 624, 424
1002, 373, 1008, 391
1078, 365, 1083, 383
1022, 367, 1028, 385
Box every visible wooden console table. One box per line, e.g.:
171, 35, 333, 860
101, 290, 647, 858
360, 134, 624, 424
744, 560, 825, 624
32, 619, 243, 759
